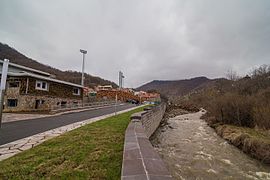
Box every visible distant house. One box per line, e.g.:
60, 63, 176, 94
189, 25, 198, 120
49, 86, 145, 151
83, 87, 96, 96
0, 60, 83, 112
96, 85, 113, 91
136, 91, 161, 102
122, 88, 135, 94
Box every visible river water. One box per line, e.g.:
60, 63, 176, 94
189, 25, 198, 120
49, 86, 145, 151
152, 110, 270, 180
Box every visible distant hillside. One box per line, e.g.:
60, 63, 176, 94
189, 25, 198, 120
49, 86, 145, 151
137, 77, 228, 97
0, 42, 117, 88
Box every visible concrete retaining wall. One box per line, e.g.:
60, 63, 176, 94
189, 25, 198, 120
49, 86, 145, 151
121, 104, 172, 180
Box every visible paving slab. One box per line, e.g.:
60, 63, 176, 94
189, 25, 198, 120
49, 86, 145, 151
125, 142, 140, 151
122, 175, 148, 180
122, 159, 146, 176
124, 148, 141, 160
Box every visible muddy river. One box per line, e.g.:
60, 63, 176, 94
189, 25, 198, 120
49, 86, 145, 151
152, 110, 270, 180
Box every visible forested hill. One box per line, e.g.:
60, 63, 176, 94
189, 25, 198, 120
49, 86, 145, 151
137, 76, 228, 97
0, 42, 117, 88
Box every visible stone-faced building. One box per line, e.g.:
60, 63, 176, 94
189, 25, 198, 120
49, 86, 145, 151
0, 60, 84, 112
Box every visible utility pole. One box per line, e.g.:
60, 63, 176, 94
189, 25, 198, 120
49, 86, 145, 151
80, 49, 87, 107
0, 59, 9, 128
119, 71, 122, 89
80, 49, 87, 86
122, 74, 125, 89
114, 93, 118, 115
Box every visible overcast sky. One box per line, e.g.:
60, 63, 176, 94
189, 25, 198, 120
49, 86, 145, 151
0, 0, 269, 87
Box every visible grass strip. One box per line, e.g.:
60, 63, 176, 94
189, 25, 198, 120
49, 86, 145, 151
0, 106, 145, 179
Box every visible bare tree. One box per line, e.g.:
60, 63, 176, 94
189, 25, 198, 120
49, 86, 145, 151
226, 69, 239, 81
250, 64, 270, 78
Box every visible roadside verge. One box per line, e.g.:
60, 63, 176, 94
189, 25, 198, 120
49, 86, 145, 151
0, 105, 143, 161
0, 105, 145, 179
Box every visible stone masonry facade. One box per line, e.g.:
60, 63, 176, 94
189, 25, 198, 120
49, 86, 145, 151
4, 77, 83, 112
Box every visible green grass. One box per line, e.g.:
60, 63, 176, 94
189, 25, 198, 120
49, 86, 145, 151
0, 106, 145, 180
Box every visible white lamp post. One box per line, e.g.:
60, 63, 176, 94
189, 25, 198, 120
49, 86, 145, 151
0, 59, 9, 128
80, 49, 87, 86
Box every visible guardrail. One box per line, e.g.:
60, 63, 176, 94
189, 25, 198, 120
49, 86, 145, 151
50, 100, 116, 113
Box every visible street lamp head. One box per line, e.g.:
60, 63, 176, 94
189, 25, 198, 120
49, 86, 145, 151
80, 49, 87, 54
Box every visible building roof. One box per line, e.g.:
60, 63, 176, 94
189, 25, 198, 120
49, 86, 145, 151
0, 59, 51, 77
6, 71, 84, 88
98, 85, 113, 88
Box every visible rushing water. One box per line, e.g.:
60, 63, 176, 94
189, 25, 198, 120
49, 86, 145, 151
152, 110, 270, 180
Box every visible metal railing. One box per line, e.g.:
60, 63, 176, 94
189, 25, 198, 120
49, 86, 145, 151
50, 100, 116, 113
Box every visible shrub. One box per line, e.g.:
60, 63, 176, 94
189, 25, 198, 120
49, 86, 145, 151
212, 93, 255, 127
253, 88, 270, 129
172, 64, 270, 129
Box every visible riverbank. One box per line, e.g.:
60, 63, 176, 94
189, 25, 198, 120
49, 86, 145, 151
208, 122, 270, 164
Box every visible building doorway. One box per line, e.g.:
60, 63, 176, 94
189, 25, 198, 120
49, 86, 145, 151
35, 100, 40, 109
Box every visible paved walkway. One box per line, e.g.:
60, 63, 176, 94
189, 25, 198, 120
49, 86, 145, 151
2, 103, 126, 123
121, 111, 172, 180
0, 104, 141, 161
2, 113, 49, 123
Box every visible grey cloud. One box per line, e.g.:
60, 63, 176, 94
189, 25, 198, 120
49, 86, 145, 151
0, 0, 270, 88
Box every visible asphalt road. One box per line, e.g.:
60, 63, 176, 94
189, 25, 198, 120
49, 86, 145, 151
0, 103, 136, 145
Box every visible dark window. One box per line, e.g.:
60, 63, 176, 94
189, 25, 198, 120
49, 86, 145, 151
36, 82, 41, 88
61, 101, 67, 107
42, 82, 46, 89
73, 88, 81, 95
7, 99, 18, 107
9, 82, 20, 88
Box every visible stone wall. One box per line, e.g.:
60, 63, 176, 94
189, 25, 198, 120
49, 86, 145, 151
141, 103, 166, 138
4, 94, 82, 112
121, 104, 172, 179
